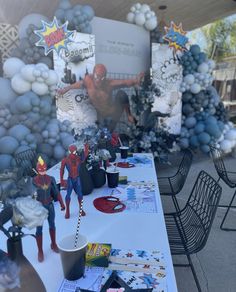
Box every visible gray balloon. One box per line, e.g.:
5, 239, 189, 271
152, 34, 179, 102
0, 136, 19, 154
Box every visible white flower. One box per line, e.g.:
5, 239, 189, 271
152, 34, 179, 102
12, 196, 48, 229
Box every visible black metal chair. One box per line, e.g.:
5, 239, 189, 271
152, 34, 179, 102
210, 145, 236, 231
15, 149, 38, 177
165, 170, 222, 292
158, 149, 193, 212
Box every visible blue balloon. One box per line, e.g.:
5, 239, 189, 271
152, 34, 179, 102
8, 124, 31, 141
0, 126, 6, 138
206, 116, 217, 125
194, 123, 205, 134
190, 135, 200, 147
183, 104, 194, 115
0, 154, 13, 170
190, 44, 201, 55
0, 136, 19, 154
82, 5, 95, 20
15, 94, 32, 113
185, 117, 197, 129
179, 138, 189, 149
182, 92, 193, 102
198, 132, 211, 145
218, 121, 225, 131
198, 52, 207, 63
200, 144, 210, 154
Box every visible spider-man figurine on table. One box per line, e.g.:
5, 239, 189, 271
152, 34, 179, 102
60, 143, 89, 219
33, 156, 65, 262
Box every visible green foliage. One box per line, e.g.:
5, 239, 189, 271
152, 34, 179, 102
201, 19, 236, 60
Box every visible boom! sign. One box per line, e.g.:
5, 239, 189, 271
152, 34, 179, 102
35, 17, 74, 55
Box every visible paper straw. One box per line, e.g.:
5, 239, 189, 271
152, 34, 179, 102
118, 137, 123, 147
74, 199, 84, 248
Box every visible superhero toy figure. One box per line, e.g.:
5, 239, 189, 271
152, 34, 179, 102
60, 144, 89, 219
33, 156, 65, 262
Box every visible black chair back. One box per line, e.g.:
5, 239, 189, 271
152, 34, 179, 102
169, 149, 193, 194
15, 149, 38, 177
210, 146, 234, 187
180, 171, 222, 253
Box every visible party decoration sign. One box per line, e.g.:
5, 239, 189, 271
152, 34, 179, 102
151, 43, 183, 134
163, 21, 188, 54
34, 17, 74, 55
53, 32, 96, 133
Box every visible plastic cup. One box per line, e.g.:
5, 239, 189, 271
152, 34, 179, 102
106, 169, 119, 188
58, 234, 88, 281
120, 146, 129, 159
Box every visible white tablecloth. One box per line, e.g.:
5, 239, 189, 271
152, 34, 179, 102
1, 153, 178, 292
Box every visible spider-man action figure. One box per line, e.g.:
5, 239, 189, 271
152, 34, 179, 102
33, 156, 65, 262
60, 144, 89, 219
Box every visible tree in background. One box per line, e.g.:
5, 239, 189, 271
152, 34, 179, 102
200, 18, 236, 61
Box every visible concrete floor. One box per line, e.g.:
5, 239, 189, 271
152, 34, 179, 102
156, 151, 236, 292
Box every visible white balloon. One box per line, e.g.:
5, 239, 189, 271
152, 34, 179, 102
46, 70, 59, 85
135, 13, 146, 26
126, 12, 135, 23
135, 3, 142, 10
11, 74, 31, 94
36, 77, 44, 83
140, 4, 150, 13
33, 69, 41, 77
3, 58, 25, 78
144, 17, 157, 30
145, 12, 151, 19
35, 63, 49, 71
42, 71, 49, 79
32, 82, 48, 95
220, 139, 232, 153
225, 129, 236, 141
208, 59, 215, 69
190, 83, 201, 94
21, 64, 36, 82
184, 74, 195, 85
197, 63, 209, 74
130, 6, 136, 12
150, 11, 156, 17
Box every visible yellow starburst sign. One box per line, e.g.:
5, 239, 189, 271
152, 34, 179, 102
35, 17, 74, 55
163, 21, 188, 53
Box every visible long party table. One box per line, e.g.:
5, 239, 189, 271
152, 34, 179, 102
1, 153, 178, 292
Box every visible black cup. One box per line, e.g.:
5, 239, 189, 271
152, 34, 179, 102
106, 170, 119, 188
120, 146, 129, 159
58, 234, 88, 281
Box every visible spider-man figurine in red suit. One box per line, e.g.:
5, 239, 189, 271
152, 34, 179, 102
60, 144, 89, 219
33, 156, 65, 262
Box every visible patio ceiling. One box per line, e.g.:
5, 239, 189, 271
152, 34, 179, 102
0, 0, 236, 30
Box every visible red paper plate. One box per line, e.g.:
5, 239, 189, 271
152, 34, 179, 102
114, 162, 135, 168
93, 196, 126, 213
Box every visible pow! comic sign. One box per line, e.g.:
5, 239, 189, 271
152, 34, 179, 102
34, 17, 74, 55
163, 21, 188, 54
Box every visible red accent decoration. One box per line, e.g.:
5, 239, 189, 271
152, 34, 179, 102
114, 162, 135, 168
111, 132, 119, 146
68, 144, 77, 153
36, 161, 47, 173
93, 196, 126, 214
34, 174, 51, 188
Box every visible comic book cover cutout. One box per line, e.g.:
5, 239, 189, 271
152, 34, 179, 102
54, 32, 96, 134
151, 43, 183, 134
